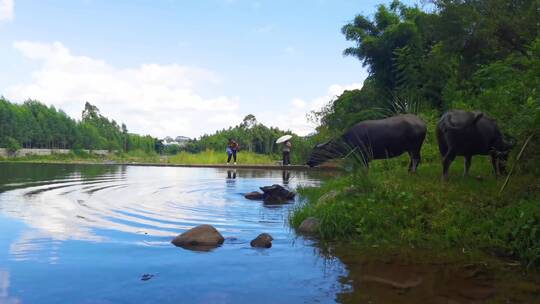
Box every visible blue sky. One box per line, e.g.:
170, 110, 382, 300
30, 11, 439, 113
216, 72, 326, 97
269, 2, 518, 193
0, 0, 422, 138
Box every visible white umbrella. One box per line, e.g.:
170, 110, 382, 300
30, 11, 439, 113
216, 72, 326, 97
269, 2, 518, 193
276, 134, 292, 144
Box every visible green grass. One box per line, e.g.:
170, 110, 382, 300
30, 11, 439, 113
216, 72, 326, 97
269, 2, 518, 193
110, 150, 162, 163
0, 149, 277, 165
166, 149, 277, 164
290, 154, 540, 269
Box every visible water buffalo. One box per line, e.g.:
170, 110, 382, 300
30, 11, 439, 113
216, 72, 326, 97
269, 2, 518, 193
436, 110, 516, 180
306, 114, 427, 172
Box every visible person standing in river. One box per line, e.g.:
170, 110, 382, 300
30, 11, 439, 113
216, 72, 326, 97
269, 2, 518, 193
282, 140, 291, 166
227, 139, 239, 165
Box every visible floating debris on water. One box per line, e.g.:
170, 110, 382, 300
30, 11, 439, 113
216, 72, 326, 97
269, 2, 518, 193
141, 274, 155, 281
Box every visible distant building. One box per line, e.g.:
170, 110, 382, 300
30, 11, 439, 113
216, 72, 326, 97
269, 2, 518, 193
175, 136, 190, 143
162, 136, 190, 147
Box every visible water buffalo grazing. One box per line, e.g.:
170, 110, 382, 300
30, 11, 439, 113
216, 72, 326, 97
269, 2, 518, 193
306, 114, 427, 172
436, 110, 516, 180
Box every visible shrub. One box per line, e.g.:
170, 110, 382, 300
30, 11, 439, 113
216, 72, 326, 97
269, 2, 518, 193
4, 137, 21, 155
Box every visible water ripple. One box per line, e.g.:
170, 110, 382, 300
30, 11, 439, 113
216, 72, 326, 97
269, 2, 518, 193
0, 166, 324, 259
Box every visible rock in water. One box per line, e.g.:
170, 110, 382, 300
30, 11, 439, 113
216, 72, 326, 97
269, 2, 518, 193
250, 233, 273, 248
259, 184, 295, 204
298, 217, 320, 234
244, 191, 264, 200
171, 224, 224, 251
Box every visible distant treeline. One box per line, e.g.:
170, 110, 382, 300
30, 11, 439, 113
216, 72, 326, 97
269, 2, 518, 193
311, 0, 539, 172
0, 97, 312, 162
175, 114, 315, 163
0, 98, 155, 153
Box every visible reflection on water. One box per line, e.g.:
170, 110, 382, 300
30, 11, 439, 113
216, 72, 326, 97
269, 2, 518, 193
321, 245, 540, 304
226, 169, 236, 180
0, 165, 324, 248
0, 270, 20, 304
282, 170, 291, 185
0, 163, 341, 303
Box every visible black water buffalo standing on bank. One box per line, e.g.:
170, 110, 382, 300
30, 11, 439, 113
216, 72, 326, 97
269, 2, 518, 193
307, 114, 427, 172
436, 110, 516, 180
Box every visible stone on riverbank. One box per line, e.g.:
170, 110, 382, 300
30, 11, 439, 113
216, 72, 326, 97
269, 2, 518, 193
244, 191, 264, 200
171, 224, 224, 251
250, 233, 273, 248
298, 217, 320, 234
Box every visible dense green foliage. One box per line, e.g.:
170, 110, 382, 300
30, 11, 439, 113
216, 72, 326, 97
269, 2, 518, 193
0, 98, 155, 153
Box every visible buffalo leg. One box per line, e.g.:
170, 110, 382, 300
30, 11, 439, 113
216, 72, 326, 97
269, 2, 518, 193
408, 150, 421, 173
464, 155, 472, 176
499, 162, 508, 175
490, 154, 500, 177
442, 150, 456, 181
412, 155, 420, 173
407, 151, 413, 172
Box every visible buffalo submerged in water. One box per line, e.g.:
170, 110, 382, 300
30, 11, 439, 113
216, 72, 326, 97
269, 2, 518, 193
436, 110, 516, 180
307, 114, 427, 172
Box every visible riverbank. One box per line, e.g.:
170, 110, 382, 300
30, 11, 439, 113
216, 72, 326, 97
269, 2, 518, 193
0, 150, 338, 171
290, 156, 540, 270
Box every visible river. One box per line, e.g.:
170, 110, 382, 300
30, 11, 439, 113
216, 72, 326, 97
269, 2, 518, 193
0, 163, 343, 303
0, 163, 538, 304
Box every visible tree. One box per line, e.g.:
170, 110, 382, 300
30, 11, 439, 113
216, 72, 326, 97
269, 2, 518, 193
0, 98, 157, 154
342, 1, 429, 91
241, 114, 257, 129
5, 137, 21, 155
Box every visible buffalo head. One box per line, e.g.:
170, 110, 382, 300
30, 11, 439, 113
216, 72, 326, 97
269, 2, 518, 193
491, 134, 517, 174
306, 139, 348, 167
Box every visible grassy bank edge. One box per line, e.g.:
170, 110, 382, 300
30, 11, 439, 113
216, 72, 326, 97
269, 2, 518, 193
0, 149, 278, 165
289, 159, 540, 270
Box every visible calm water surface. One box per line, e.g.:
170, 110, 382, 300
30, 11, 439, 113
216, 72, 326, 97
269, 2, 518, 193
0, 163, 343, 304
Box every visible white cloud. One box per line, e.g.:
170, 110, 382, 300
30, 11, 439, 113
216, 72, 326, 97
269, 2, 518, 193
207, 112, 243, 125
328, 83, 363, 96
291, 98, 306, 109
5, 41, 365, 138
0, 0, 13, 22
6, 41, 241, 138
259, 82, 363, 136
